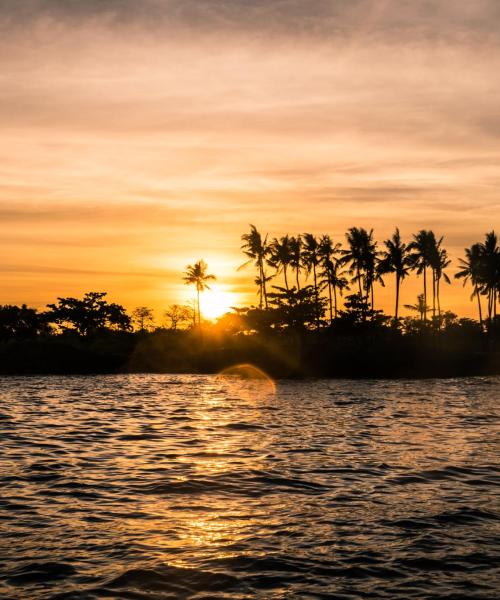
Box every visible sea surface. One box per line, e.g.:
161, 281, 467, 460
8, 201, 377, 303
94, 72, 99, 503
0, 375, 499, 599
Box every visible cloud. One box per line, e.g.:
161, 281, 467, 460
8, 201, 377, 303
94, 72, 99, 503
2, 0, 500, 45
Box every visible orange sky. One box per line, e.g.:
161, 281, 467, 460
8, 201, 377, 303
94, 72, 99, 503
1, 1, 499, 320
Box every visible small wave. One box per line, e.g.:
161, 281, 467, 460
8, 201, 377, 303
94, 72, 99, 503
7, 562, 76, 585
99, 564, 241, 596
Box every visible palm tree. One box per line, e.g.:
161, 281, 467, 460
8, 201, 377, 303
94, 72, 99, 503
321, 257, 349, 320
240, 225, 270, 309
318, 235, 343, 322
268, 235, 293, 291
342, 227, 379, 313
434, 244, 451, 320
455, 243, 485, 329
404, 294, 430, 321
289, 236, 302, 291
481, 231, 499, 324
409, 230, 437, 321
378, 228, 412, 321
302, 233, 321, 325
183, 260, 216, 325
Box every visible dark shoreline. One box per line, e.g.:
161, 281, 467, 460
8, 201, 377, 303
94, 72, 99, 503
1, 331, 499, 379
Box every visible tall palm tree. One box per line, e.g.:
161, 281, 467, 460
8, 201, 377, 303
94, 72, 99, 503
240, 225, 270, 309
289, 236, 302, 291
409, 230, 437, 321
268, 235, 293, 291
183, 260, 216, 325
342, 227, 379, 313
318, 235, 343, 322
378, 228, 412, 321
455, 243, 485, 329
434, 244, 451, 320
481, 231, 499, 324
302, 233, 321, 325
321, 256, 349, 320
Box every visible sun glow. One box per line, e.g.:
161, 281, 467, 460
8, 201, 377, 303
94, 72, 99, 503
202, 287, 238, 320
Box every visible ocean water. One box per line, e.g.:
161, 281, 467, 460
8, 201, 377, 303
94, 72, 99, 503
0, 374, 499, 599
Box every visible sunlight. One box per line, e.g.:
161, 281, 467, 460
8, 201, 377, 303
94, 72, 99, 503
202, 287, 237, 320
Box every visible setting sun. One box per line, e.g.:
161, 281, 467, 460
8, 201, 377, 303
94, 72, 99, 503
202, 288, 238, 321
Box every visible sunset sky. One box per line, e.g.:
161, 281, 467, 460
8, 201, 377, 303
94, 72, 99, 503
1, 1, 499, 319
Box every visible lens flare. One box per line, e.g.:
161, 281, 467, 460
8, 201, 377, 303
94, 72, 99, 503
217, 363, 276, 395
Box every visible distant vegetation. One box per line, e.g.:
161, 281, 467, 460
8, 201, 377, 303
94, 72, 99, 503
0, 228, 499, 377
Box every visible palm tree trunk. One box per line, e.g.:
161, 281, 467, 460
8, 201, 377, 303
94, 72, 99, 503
263, 273, 268, 309
327, 277, 333, 324
333, 285, 338, 318
371, 282, 374, 312
395, 274, 400, 320
476, 286, 483, 330
283, 266, 289, 291
295, 267, 301, 291
197, 288, 201, 325
258, 260, 264, 309
437, 277, 441, 320
432, 270, 436, 319
313, 264, 319, 328
423, 266, 428, 322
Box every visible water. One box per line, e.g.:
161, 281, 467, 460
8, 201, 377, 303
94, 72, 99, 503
0, 375, 499, 599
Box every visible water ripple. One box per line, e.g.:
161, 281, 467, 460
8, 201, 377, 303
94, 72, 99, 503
0, 374, 499, 599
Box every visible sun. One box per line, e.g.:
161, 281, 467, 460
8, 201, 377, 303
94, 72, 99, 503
202, 288, 238, 320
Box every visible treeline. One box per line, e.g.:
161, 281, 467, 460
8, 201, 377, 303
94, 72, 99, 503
236, 226, 499, 329
0, 227, 499, 377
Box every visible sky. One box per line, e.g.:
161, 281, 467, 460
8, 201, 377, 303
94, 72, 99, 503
1, 0, 499, 319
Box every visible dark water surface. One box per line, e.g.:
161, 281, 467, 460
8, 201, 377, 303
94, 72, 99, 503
0, 375, 499, 599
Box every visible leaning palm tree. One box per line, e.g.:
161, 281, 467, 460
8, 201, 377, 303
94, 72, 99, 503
183, 260, 216, 325
268, 235, 293, 291
240, 225, 270, 309
378, 228, 412, 321
455, 243, 485, 329
289, 236, 302, 291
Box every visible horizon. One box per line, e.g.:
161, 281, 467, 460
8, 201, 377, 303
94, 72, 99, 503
1, 2, 500, 317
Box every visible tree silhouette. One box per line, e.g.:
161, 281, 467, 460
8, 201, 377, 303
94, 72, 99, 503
434, 244, 451, 321
455, 243, 485, 329
132, 306, 155, 332
480, 231, 499, 325
289, 235, 302, 291
183, 260, 216, 325
404, 294, 430, 321
409, 230, 436, 321
318, 235, 344, 322
163, 304, 193, 330
342, 227, 380, 314
378, 228, 412, 321
302, 233, 321, 327
268, 235, 293, 291
240, 225, 270, 309
46, 292, 131, 335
